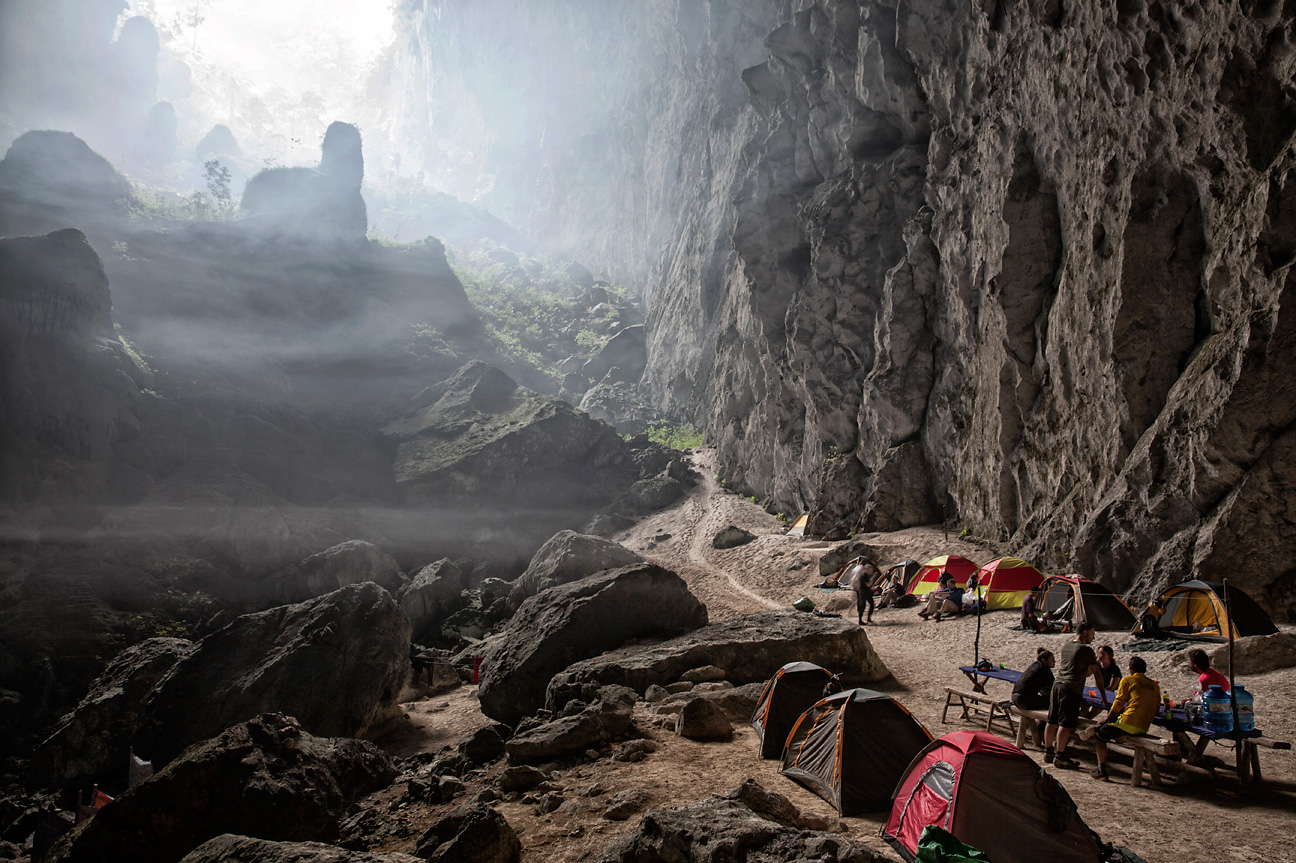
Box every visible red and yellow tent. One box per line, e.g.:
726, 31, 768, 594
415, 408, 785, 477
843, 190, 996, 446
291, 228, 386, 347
907, 555, 979, 597
974, 557, 1045, 610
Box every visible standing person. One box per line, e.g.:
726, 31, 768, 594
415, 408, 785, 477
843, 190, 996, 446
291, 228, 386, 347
847, 558, 879, 625
1043, 623, 1108, 769
1012, 648, 1056, 711
1090, 656, 1161, 781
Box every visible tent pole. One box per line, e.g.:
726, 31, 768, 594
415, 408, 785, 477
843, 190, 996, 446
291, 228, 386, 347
1223, 579, 1241, 761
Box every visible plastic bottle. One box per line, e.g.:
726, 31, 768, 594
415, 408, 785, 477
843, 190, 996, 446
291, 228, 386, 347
1233, 685, 1255, 732
1203, 684, 1233, 733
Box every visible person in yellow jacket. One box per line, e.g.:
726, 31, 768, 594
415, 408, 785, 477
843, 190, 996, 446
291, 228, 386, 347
1090, 655, 1161, 781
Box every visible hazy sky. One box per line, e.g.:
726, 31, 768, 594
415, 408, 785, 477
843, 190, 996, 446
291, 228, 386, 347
132, 0, 394, 165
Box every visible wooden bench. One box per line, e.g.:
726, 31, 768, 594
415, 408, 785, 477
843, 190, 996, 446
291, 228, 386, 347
942, 687, 1017, 735
1010, 705, 1178, 787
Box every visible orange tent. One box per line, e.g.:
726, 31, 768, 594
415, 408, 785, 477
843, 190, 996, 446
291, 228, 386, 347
907, 555, 979, 597
974, 557, 1045, 610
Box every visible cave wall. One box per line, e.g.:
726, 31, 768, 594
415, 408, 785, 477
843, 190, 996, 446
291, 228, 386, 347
386, 0, 1296, 616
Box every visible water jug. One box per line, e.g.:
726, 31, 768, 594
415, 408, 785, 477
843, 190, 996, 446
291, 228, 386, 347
1203, 685, 1233, 733
1233, 685, 1255, 732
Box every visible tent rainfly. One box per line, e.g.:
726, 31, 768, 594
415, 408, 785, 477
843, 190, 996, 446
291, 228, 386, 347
974, 557, 1045, 610
884, 730, 1100, 863
750, 661, 841, 759
781, 688, 933, 815
1135, 580, 1278, 641
787, 514, 809, 536
1034, 574, 1137, 631
907, 555, 979, 597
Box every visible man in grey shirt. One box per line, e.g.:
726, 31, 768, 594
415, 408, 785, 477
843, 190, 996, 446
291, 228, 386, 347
1043, 623, 1108, 769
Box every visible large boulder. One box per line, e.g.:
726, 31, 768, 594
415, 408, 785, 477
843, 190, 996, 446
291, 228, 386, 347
581, 325, 647, 384
0, 132, 133, 240
181, 835, 421, 863
477, 564, 707, 724
596, 780, 882, 863
504, 686, 636, 763
270, 540, 404, 605
414, 802, 521, 863
142, 582, 410, 762
36, 583, 410, 780
577, 381, 660, 435
546, 609, 887, 712
399, 558, 470, 643
0, 230, 147, 508
381, 361, 638, 509
505, 531, 642, 612
34, 638, 194, 788
241, 121, 367, 240
1190, 632, 1296, 676
48, 714, 398, 863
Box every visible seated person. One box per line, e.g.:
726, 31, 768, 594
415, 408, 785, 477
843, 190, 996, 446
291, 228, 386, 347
1139, 598, 1165, 636
1011, 648, 1055, 711
918, 575, 963, 621
878, 567, 907, 607
1020, 591, 1043, 632
1186, 648, 1229, 702
1096, 645, 1121, 691
1091, 656, 1161, 781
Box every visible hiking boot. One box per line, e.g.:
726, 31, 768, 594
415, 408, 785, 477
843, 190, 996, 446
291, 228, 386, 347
917, 610, 931, 619
1089, 767, 1110, 782
1044, 748, 1055, 764
934, 613, 943, 622
1053, 755, 1079, 770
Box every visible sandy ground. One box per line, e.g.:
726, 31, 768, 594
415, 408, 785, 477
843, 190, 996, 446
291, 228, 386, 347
373, 449, 1296, 863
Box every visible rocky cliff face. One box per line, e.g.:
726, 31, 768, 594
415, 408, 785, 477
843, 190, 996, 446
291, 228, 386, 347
386, 0, 1296, 616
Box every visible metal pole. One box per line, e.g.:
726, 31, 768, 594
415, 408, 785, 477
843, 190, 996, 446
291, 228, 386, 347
1223, 579, 1240, 749
973, 576, 982, 668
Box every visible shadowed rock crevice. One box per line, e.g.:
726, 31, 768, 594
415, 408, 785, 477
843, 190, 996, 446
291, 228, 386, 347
993, 136, 1063, 533
1113, 168, 1206, 452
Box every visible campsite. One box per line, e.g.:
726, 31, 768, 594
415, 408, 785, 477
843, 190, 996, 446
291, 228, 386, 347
336, 449, 1296, 863
6, 1, 1296, 861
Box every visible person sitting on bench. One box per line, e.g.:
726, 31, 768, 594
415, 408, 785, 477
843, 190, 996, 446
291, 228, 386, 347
1012, 647, 1055, 711
1090, 655, 1161, 782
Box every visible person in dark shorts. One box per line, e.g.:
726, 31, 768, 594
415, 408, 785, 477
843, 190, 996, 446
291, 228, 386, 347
1011, 647, 1055, 711
1043, 623, 1108, 769
846, 558, 880, 625
1090, 655, 1160, 781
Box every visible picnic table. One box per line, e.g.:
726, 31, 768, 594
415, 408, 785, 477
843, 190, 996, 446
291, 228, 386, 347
1080, 687, 1289, 786
955, 664, 1290, 788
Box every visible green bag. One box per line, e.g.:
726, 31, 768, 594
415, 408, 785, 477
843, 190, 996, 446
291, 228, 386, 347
792, 596, 816, 612
916, 825, 991, 863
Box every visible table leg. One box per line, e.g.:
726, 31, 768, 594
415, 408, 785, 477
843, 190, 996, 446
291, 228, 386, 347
962, 671, 987, 694
1250, 742, 1263, 785
1238, 741, 1252, 786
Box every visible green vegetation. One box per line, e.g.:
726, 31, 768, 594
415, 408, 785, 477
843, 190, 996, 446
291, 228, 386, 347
114, 324, 153, 372
638, 422, 705, 450
445, 245, 638, 384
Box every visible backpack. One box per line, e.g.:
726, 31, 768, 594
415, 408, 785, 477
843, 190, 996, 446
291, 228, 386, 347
894, 593, 918, 609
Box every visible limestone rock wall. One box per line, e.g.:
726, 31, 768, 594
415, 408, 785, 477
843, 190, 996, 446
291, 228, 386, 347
387, 1, 1296, 617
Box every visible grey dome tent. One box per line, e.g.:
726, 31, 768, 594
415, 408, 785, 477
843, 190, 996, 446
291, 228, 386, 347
780, 688, 933, 815
750, 661, 841, 759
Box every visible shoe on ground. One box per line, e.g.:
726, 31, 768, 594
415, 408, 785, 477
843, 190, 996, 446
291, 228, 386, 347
934, 613, 942, 622
1089, 767, 1110, 781
1053, 755, 1080, 770
918, 611, 930, 619
1044, 749, 1055, 764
